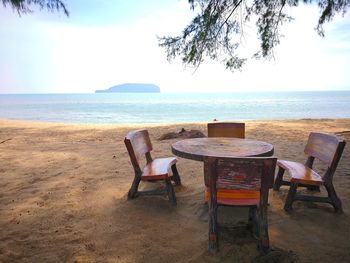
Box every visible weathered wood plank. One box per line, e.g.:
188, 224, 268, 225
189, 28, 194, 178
125, 129, 153, 161
277, 160, 323, 186
304, 132, 343, 166
207, 122, 245, 138
141, 157, 177, 180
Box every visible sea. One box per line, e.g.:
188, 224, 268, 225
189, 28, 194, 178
0, 91, 350, 124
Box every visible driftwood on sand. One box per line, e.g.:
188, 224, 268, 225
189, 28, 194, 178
0, 138, 12, 144
158, 128, 206, 140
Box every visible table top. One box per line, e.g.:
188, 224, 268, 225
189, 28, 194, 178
171, 137, 274, 161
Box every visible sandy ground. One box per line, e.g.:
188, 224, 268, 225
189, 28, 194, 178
0, 118, 350, 263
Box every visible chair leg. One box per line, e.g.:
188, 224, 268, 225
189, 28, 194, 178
284, 182, 298, 212
324, 181, 343, 214
171, 164, 181, 186
257, 204, 270, 254
248, 206, 258, 238
128, 174, 141, 199
165, 178, 177, 205
208, 198, 218, 253
273, 166, 285, 191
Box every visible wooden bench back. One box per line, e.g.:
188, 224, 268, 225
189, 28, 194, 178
304, 132, 346, 167
204, 157, 277, 190
124, 129, 153, 164
207, 122, 245, 138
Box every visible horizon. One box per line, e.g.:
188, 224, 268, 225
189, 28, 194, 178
1, 1, 350, 94
1, 89, 350, 95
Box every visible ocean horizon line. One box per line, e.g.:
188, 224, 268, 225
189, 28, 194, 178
1, 89, 350, 95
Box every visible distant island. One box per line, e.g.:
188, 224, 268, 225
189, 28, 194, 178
95, 83, 160, 93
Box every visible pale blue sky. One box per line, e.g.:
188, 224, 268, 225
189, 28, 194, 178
0, 1, 349, 93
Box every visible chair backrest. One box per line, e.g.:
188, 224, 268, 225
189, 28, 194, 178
204, 156, 277, 192
207, 122, 245, 138
304, 132, 346, 169
124, 129, 153, 169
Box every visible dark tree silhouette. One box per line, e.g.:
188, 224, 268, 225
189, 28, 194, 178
1, 0, 69, 16
159, 0, 350, 71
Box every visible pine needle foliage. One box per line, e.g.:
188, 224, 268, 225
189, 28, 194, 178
1, 0, 69, 16
159, 0, 350, 71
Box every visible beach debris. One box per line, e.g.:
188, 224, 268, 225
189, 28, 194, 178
158, 128, 206, 140
0, 138, 12, 144
335, 130, 350, 136
335, 131, 350, 140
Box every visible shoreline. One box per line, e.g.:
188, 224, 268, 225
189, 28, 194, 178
2, 117, 350, 128
2, 92, 350, 125
1, 118, 349, 262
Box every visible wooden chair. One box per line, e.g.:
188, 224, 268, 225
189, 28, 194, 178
205, 122, 246, 203
124, 129, 181, 205
204, 156, 277, 254
273, 132, 346, 213
207, 122, 245, 138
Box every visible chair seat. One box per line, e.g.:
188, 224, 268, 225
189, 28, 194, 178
205, 188, 260, 206
277, 160, 323, 186
141, 157, 177, 180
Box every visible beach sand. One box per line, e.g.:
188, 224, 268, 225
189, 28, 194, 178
0, 119, 349, 263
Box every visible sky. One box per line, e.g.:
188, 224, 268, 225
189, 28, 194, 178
0, 0, 350, 94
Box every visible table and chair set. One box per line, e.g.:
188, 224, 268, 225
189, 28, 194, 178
123, 122, 346, 254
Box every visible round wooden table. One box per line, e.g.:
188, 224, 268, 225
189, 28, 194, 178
171, 137, 274, 161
